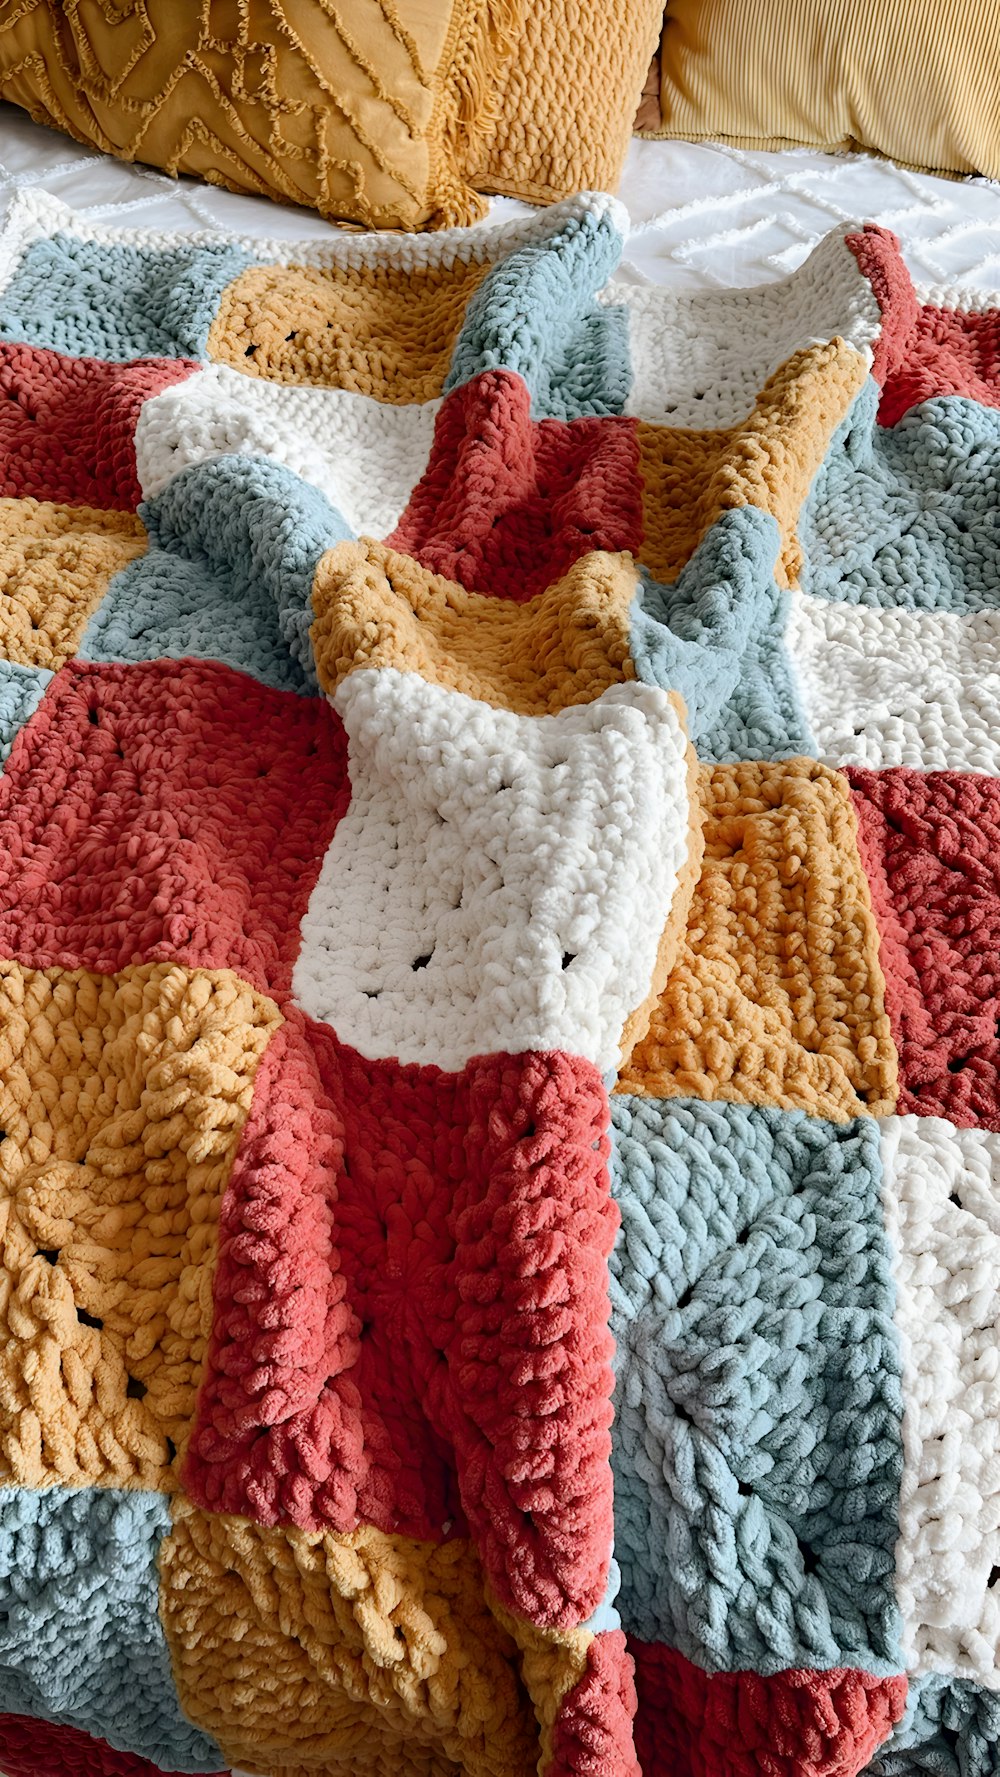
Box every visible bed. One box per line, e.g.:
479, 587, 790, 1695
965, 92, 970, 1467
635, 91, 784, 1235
1, 103, 1000, 1777
2, 105, 998, 288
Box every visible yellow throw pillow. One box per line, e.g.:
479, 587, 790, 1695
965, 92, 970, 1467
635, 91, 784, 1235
0, 0, 523, 230
645, 0, 1000, 180
469, 0, 665, 200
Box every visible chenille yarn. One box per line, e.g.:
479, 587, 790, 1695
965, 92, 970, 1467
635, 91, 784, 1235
618, 759, 898, 1121
135, 363, 440, 538
0, 960, 280, 1491
0, 232, 251, 363
0, 188, 995, 1777
309, 537, 638, 711
208, 257, 490, 405
609, 1096, 903, 1673
292, 670, 695, 1074
84, 457, 349, 692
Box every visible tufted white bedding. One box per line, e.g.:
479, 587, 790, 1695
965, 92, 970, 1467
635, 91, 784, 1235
1, 105, 998, 293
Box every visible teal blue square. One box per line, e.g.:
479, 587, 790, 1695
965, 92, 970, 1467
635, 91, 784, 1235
628, 508, 814, 761
800, 387, 1000, 612
610, 1095, 903, 1675
0, 234, 252, 362
446, 206, 631, 419
870, 1675, 1000, 1776
0, 1485, 222, 1772
81, 454, 351, 692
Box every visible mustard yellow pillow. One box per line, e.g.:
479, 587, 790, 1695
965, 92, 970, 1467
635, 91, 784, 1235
469, 0, 665, 201
0, 0, 523, 230
646, 0, 1000, 181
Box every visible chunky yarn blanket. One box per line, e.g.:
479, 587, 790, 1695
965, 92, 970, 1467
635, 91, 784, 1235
0, 187, 999, 1777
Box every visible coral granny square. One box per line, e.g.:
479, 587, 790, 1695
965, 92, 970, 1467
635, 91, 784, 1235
0, 341, 195, 510
387, 371, 643, 600
618, 758, 898, 1121
0, 659, 348, 993
0, 499, 146, 671
848, 766, 1000, 1127
187, 1012, 617, 1627
621, 757, 895, 1115
879, 303, 1000, 427
630, 1642, 905, 1777
0, 959, 280, 1491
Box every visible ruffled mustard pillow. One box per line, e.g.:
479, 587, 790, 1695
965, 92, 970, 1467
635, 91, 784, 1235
0, 0, 523, 230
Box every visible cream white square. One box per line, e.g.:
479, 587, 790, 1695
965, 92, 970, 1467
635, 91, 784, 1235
135, 362, 439, 537
610, 228, 880, 428
788, 590, 1000, 774
293, 671, 693, 1074
881, 1114, 1000, 1687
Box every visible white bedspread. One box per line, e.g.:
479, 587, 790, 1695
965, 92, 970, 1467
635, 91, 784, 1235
1, 103, 997, 293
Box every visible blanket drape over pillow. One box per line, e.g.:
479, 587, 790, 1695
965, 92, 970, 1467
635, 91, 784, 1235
0, 189, 999, 1777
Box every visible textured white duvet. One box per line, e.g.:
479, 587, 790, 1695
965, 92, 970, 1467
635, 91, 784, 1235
1, 103, 997, 292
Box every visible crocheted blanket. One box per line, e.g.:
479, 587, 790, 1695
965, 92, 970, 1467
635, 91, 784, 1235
0, 187, 997, 1777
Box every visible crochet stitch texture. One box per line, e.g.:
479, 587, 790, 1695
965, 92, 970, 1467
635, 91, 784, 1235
0, 188, 998, 1777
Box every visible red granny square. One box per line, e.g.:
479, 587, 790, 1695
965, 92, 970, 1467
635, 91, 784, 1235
550, 1632, 639, 1777
848, 766, 1000, 1127
186, 1008, 618, 1629
0, 659, 348, 995
0, 341, 196, 510
388, 369, 643, 601
630, 1639, 906, 1777
0, 1715, 228, 1777
845, 227, 1000, 423
880, 305, 1000, 427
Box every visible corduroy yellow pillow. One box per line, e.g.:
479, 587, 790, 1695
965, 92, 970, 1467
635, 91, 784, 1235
468, 0, 665, 201
645, 0, 1000, 181
0, 0, 523, 231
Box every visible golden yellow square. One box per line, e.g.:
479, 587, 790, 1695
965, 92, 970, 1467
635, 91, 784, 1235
160, 1500, 580, 1777
637, 340, 867, 587
0, 498, 146, 671
208, 258, 489, 404
0, 961, 281, 1491
310, 538, 638, 711
617, 759, 898, 1121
